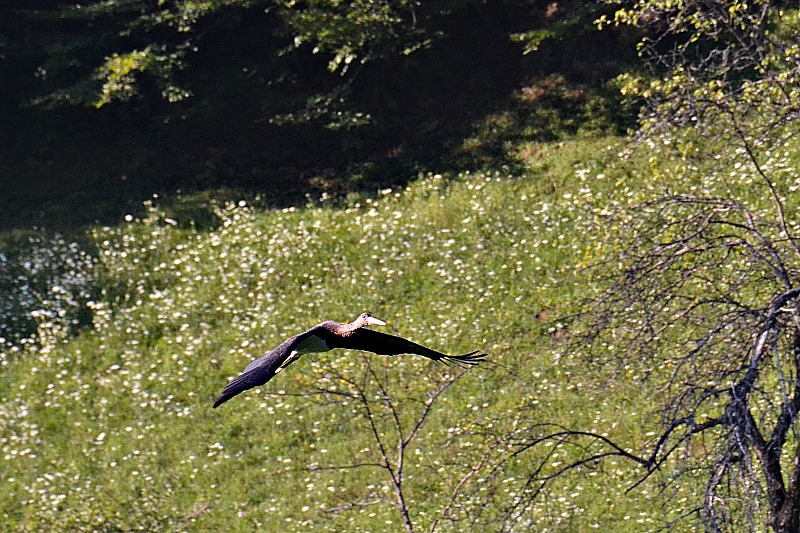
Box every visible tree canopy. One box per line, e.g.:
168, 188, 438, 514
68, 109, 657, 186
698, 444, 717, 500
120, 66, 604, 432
6, 1, 594, 112
1, 0, 630, 229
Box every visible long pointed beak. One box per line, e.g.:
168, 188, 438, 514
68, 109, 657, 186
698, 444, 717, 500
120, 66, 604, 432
366, 316, 386, 326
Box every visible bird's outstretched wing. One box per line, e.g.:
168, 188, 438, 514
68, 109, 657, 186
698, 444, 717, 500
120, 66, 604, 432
213, 334, 303, 408
331, 328, 486, 367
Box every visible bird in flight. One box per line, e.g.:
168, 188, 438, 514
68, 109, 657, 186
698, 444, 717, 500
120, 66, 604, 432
213, 312, 485, 407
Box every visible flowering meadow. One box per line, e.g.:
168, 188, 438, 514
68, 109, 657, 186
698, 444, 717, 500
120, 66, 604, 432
3, 132, 799, 531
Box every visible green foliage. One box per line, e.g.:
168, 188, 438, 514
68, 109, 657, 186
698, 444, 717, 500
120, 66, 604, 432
601, 1, 800, 151
10, 0, 427, 109
511, 2, 606, 55
268, 85, 372, 130
7, 0, 618, 118
94, 47, 189, 107
20, 0, 259, 108
277, 0, 427, 74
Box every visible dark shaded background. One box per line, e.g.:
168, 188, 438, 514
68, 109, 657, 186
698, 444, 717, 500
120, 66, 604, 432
0, 1, 635, 230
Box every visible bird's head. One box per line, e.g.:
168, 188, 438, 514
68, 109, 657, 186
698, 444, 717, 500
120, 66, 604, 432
358, 312, 386, 327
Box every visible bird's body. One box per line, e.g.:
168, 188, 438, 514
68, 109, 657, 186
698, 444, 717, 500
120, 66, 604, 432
213, 313, 485, 408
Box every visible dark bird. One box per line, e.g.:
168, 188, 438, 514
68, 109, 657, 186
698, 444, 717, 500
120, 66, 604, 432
213, 312, 485, 408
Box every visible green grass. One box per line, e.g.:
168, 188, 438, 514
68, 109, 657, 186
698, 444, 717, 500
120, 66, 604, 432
3, 129, 800, 531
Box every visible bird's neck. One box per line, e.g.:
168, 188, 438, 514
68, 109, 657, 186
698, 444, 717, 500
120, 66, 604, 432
342, 319, 365, 333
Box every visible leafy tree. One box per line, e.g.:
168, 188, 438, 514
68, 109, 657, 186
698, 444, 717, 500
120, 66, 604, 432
602, 0, 800, 141
3, 0, 635, 229
5, 0, 429, 112
4, 1, 608, 119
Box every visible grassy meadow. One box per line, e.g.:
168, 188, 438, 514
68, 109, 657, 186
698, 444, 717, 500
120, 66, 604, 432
3, 127, 799, 532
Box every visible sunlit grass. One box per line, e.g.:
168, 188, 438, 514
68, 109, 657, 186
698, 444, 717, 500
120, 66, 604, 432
3, 130, 799, 531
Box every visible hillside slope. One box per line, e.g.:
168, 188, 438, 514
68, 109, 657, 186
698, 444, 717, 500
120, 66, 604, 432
1, 135, 704, 531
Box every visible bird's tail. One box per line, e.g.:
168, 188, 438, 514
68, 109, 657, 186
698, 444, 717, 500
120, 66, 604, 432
440, 351, 487, 368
